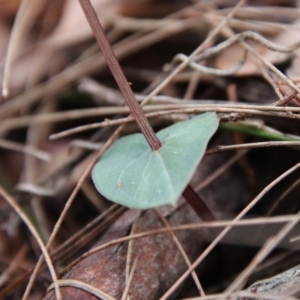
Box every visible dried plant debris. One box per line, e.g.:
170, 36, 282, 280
240, 264, 300, 300
43, 136, 253, 299
2, 0, 300, 299
44, 207, 207, 300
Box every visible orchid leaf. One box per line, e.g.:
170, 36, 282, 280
92, 112, 219, 209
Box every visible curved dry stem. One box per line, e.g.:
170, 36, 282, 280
0, 19, 189, 118
48, 279, 116, 300
48, 106, 300, 140
3, 101, 300, 132
121, 257, 139, 300
2, 0, 46, 98
167, 50, 247, 76
196, 150, 248, 192
22, 127, 123, 300
125, 211, 141, 287
0, 185, 61, 300
159, 163, 300, 300
156, 210, 205, 296
60, 214, 299, 277
225, 195, 300, 295
268, 178, 300, 217
191, 30, 300, 63
0, 138, 50, 161
206, 141, 300, 155
139, 0, 247, 107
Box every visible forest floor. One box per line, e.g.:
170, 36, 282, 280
1, 0, 300, 299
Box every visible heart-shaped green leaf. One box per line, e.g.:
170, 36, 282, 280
92, 112, 219, 209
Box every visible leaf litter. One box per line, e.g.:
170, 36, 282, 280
1, 0, 300, 299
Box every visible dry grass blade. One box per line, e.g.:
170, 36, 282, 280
187, 30, 300, 62
125, 211, 141, 293
159, 163, 300, 300
268, 178, 300, 217
0, 17, 190, 118
0, 245, 27, 288
61, 214, 300, 277
138, 0, 247, 107
213, 22, 300, 95
51, 205, 126, 262
48, 106, 300, 140
0, 138, 50, 161
3, 0, 300, 298
121, 257, 139, 300
22, 127, 123, 300
0, 203, 122, 298
206, 141, 300, 155
0, 184, 61, 300
2, 102, 300, 132
196, 150, 248, 191
2, 0, 46, 98
47, 279, 116, 300
168, 52, 248, 76
225, 194, 300, 296
156, 210, 205, 296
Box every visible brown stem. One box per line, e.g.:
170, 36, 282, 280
183, 185, 216, 221
78, 0, 215, 220
78, 0, 161, 151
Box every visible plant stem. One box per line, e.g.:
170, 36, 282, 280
183, 185, 216, 221
220, 123, 300, 142
78, 0, 214, 220
78, 0, 161, 151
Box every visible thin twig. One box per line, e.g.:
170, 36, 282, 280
4, 100, 300, 132
48, 107, 300, 140
206, 141, 300, 155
